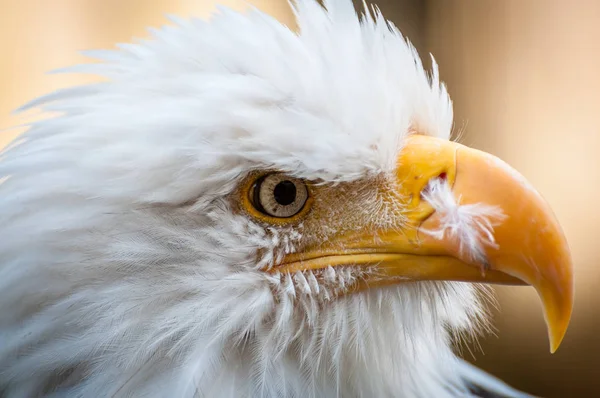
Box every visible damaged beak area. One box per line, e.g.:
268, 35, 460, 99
276, 135, 573, 353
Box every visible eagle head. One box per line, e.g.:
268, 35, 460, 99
0, 0, 573, 397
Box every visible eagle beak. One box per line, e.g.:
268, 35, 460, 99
391, 135, 573, 353
278, 135, 573, 353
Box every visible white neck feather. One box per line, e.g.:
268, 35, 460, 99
0, 201, 491, 397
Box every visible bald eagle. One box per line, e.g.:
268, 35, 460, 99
0, 0, 573, 397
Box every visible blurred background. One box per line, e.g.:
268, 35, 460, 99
1, 1, 598, 396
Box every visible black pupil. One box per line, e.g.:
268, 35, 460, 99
273, 180, 297, 206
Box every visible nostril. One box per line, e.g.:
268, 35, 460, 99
421, 172, 448, 199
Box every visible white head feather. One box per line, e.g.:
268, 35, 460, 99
0, 1, 511, 397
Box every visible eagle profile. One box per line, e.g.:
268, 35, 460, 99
0, 0, 573, 397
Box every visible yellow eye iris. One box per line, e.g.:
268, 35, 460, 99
252, 173, 308, 217
241, 172, 313, 224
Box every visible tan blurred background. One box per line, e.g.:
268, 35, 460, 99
1, 1, 599, 396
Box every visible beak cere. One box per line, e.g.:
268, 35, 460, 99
277, 135, 574, 353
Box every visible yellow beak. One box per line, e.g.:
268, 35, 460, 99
279, 135, 574, 353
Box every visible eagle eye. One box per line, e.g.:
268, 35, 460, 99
251, 173, 309, 218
